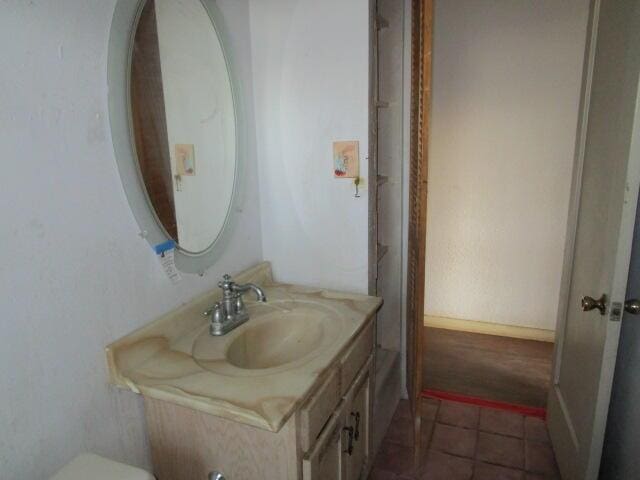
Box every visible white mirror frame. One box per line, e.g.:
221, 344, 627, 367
107, 0, 245, 274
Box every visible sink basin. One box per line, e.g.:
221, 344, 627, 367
105, 262, 384, 431
191, 301, 343, 374
226, 315, 325, 369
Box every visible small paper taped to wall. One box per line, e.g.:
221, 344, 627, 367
154, 240, 182, 284
333, 140, 359, 178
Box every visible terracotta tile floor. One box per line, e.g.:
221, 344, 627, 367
369, 398, 560, 480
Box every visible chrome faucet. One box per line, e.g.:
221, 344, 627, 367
204, 274, 267, 336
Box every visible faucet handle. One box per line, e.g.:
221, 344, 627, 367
204, 302, 224, 323
218, 274, 235, 291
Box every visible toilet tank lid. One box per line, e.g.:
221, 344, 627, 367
50, 453, 154, 480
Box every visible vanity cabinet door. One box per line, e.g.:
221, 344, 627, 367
302, 410, 345, 480
344, 371, 371, 480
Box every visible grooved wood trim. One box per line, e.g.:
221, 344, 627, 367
407, 0, 432, 410
424, 315, 556, 343
407, 0, 433, 466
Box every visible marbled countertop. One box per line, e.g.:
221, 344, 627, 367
106, 262, 382, 432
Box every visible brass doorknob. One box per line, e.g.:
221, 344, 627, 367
625, 299, 640, 315
581, 294, 607, 315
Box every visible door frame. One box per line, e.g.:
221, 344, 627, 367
406, 0, 433, 464
406, 0, 640, 475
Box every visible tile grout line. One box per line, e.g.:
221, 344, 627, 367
425, 399, 440, 449
420, 398, 441, 475
473, 408, 535, 477
471, 406, 481, 477
522, 416, 528, 474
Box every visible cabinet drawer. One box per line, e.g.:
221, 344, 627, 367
300, 368, 340, 452
302, 406, 344, 480
340, 320, 374, 395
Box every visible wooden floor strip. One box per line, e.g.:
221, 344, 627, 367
422, 327, 554, 408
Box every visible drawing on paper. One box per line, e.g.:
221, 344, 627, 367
333, 141, 359, 178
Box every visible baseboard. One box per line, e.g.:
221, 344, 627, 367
423, 315, 555, 343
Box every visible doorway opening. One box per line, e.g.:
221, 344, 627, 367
371, 0, 640, 478
420, 0, 590, 412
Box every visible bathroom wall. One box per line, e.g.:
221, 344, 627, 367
424, 0, 590, 331
249, 0, 371, 294
0, 1, 261, 479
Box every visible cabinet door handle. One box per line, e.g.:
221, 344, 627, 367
343, 426, 354, 455
351, 412, 361, 441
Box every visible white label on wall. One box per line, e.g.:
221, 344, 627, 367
154, 240, 182, 284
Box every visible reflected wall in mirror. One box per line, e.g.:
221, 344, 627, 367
130, 0, 236, 254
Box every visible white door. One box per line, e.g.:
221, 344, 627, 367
547, 1, 640, 479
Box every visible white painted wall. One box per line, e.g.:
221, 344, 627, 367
155, 0, 236, 253
425, 0, 589, 330
0, 1, 261, 478
249, 0, 370, 294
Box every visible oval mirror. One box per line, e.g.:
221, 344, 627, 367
108, 0, 241, 272
131, 0, 236, 254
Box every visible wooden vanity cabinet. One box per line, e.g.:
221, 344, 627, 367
302, 358, 372, 480
144, 319, 375, 480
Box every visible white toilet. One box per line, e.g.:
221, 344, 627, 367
50, 453, 155, 480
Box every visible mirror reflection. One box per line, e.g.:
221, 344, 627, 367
130, 0, 236, 254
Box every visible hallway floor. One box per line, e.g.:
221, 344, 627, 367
422, 327, 554, 408
369, 398, 560, 479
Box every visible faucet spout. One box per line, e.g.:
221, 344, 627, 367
232, 283, 267, 303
